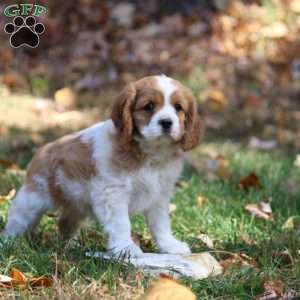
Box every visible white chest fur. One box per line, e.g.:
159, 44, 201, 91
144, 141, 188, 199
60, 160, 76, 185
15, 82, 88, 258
128, 158, 183, 215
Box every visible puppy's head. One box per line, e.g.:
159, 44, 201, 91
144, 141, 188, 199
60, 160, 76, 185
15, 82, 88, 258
111, 75, 201, 151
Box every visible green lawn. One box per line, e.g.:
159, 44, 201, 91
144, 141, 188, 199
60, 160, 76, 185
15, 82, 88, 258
0, 142, 300, 299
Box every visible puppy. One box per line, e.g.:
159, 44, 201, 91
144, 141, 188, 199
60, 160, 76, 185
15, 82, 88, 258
2, 75, 201, 257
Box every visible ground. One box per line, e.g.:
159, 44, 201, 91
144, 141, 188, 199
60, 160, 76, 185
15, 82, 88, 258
0, 95, 300, 299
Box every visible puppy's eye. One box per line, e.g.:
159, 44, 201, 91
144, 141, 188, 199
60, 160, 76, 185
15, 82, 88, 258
175, 103, 183, 112
143, 102, 154, 112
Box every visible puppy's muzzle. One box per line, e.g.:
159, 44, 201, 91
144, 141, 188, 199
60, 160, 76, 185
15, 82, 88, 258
158, 118, 173, 133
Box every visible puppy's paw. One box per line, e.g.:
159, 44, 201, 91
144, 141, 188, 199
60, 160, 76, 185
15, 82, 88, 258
109, 242, 144, 258
158, 238, 191, 255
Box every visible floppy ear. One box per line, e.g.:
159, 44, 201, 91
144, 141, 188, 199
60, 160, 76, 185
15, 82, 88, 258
180, 94, 201, 151
111, 83, 137, 142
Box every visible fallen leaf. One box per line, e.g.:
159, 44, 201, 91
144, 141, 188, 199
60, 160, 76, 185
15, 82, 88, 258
294, 155, 300, 167
256, 280, 284, 300
239, 172, 262, 190
197, 234, 214, 248
140, 275, 196, 300
0, 189, 16, 204
29, 276, 53, 288
54, 87, 77, 111
0, 268, 53, 289
282, 216, 295, 230
0, 274, 13, 287
220, 253, 258, 269
203, 88, 229, 111
283, 289, 300, 300
245, 202, 273, 221
11, 268, 26, 285
272, 250, 293, 265
282, 216, 300, 232
169, 203, 177, 213
197, 196, 208, 207
204, 155, 231, 180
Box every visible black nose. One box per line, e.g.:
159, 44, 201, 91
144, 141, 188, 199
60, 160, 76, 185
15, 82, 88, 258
159, 118, 173, 131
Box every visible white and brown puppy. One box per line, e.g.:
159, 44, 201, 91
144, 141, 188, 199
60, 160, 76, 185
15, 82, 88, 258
2, 75, 201, 257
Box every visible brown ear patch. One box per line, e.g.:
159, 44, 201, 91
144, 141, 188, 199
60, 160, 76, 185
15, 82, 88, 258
111, 83, 136, 143
180, 93, 201, 151
170, 81, 201, 151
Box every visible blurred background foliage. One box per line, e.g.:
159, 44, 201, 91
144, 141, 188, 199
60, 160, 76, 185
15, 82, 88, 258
0, 0, 299, 167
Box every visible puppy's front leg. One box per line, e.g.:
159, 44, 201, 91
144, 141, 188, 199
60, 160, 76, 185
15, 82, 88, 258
91, 187, 143, 258
145, 201, 191, 255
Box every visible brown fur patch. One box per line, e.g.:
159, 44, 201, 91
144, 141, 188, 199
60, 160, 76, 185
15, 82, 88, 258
26, 134, 96, 206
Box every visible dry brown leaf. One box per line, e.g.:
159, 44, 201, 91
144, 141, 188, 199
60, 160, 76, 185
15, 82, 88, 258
239, 172, 262, 190
0, 189, 16, 204
256, 280, 284, 300
197, 234, 214, 248
140, 275, 196, 300
11, 268, 26, 285
0, 268, 54, 290
197, 196, 208, 207
272, 250, 293, 265
220, 253, 258, 269
245, 202, 273, 221
29, 276, 53, 288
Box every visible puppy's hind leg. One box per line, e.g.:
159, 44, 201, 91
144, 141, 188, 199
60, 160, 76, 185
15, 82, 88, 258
1, 186, 53, 237
58, 208, 84, 239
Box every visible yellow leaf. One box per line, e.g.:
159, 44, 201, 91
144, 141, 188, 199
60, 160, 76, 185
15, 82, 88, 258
0, 189, 16, 204
54, 87, 76, 111
11, 268, 26, 284
140, 275, 196, 300
282, 216, 294, 230
197, 196, 208, 207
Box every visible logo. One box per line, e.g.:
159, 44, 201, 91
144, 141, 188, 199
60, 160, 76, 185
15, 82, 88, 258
3, 4, 47, 48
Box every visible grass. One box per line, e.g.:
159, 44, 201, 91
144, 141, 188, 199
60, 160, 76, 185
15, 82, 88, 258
0, 140, 299, 299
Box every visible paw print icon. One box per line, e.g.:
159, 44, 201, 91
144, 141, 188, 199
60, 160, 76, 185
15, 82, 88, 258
4, 16, 45, 48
